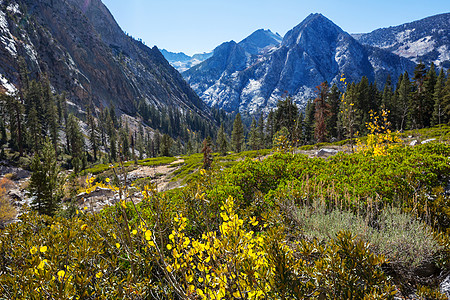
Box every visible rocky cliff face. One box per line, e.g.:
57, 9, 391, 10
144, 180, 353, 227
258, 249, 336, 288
0, 0, 210, 119
184, 14, 415, 114
353, 13, 450, 68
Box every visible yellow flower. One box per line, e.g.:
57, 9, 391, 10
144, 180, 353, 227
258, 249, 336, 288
39, 246, 47, 253
57, 270, 65, 279
105, 178, 110, 183
81, 224, 88, 231
30, 246, 37, 255
166, 244, 172, 250
116, 243, 121, 249
200, 169, 206, 175
166, 265, 173, 272
249, 216, 259, 226
132, 229, 137, 235
95, 271, 103, 278
84, 206, 88, 210
145, 230, 152, 240
37, 259, 48, 270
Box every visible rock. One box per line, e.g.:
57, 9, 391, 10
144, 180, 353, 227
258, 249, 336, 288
441, 275, 450, 298
316, 148, 339, 158
421, 138, 436, 144
409, 140, 419, 146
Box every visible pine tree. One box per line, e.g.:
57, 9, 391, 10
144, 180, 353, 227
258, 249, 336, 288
247, 118, 260, 150
409, 63, 427, 128
201, 137, 213, 170
86, 105, 99, 162
231, 113, 244, 153
432, 69, 446, 125
314, 82, 331, 143
257, 115, 265, 149
442, 74, 450, 124
216, 124, 228, 155
303, 99, 315, 144
160, 134, 172, 157
326, 84, 340, 140
266, 110, 275, 148
397, 72, 412, 131
66, 114, 85, 173
28, 139, 64, 216
423, 63, 437, 127
274, 96, 298, 140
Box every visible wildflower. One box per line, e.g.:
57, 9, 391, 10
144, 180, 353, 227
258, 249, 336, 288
167, 244, 172, 250
81, 224, 88, 231
145, 230, 152, 240
37, 259, 48, 270
57, 270, 65, 279
96, 271, 103, 278
39, 246, 47, 253
249, 216, 258, 226
105, 178, 110, 183
30, 246, 38, 255
116, 243, 121, 249
132, 229, 137, 235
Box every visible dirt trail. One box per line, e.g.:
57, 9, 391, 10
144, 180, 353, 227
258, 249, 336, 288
126, 158, 185, 192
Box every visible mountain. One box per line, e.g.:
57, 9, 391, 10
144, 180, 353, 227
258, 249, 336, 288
238, 29, 282, 55
161, 49, 213, 72
183, 14, 414, 114
0, 0, 211, 122
353, 13, 450, 68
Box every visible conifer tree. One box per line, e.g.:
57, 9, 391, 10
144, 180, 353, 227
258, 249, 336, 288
410, 63, 427, 128
327, 84, 341, 140
432, 69, 446, 125
397, 72, 412, 131
28, 139, 64, 216
66, 114, 85, 173
160, 134, 172, 157
303, 99, 315, 144
248, 118, 260, 150
216, 124, 228, 155
201, 137, 213, 170
231, 113, 244, 153
86, 105, 99, 162
266, 110, 275, 148
423, 63, 437, 127
314, 82, 331, 143
257, 115, 265, 149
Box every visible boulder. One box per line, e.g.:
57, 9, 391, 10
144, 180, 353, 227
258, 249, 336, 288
421, 138, 436, 144
316, 148, 339, 158
441, 274, 450, 298
409, 140, 419, 146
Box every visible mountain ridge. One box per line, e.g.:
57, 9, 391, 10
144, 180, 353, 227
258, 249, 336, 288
183, 13, 415, 114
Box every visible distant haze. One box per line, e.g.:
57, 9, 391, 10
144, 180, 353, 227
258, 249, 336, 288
101, 0, 449, 55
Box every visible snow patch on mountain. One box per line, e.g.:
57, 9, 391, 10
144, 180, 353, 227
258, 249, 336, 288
0, 10, 17, 57
0, 72, 17, 94
393, 36, 435, 61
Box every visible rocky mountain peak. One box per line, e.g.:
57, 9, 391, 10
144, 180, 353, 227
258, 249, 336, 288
282, 13, 344, 48
238, 29, 282, 55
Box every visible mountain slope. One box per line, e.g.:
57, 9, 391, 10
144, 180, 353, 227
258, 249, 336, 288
0, 0, 210, 121
184, 14, 414, 113
353, 13, 450, 67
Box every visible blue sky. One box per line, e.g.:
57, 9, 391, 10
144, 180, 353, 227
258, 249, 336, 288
101, 0, 449, 56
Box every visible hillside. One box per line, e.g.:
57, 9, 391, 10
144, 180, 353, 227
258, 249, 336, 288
354, 13, 450, 67
1, 128, 450, 298
0, 0, 211, 121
